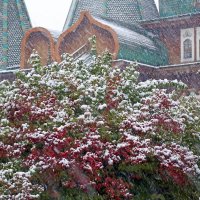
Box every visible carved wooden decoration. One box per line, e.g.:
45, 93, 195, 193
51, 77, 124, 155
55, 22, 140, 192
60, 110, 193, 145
20, 12, 120, 68
56, 11, 119, 62
20, 27, 56, 69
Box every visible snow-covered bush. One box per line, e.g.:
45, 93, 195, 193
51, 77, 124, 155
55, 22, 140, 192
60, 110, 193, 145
0, 48, 200, 199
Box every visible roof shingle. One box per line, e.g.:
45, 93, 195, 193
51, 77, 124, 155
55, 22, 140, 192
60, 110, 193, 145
0, 0, 31, 70
159, 0, 200, 17
63, 0, 159, 30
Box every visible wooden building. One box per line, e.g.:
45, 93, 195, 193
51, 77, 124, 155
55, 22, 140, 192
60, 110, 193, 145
1, 0, 200, 91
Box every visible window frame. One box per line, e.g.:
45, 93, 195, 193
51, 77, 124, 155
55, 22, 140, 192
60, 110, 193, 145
195, 0, 200, 7
196, 27, 200, 61
181, 28, 194, 62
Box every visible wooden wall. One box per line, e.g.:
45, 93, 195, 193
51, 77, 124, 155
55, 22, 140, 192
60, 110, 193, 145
20, 12, 119, 68
20, 27, 56, 69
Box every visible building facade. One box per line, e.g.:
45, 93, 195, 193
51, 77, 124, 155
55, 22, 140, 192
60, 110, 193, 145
1, 0, 200, 91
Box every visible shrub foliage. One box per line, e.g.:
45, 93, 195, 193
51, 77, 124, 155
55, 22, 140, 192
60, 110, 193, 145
0, 49, 200, 199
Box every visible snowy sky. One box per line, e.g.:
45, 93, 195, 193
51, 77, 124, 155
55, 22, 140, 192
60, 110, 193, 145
25, 0, 159, 32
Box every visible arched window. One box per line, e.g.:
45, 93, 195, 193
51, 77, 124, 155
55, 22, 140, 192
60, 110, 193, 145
181, 28, 194, 62
183, 39, 192, 59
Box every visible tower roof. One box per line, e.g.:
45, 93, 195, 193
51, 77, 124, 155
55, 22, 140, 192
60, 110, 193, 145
159, 0, 200, 17
63, 0, 159, 30
0, 0, 31, 70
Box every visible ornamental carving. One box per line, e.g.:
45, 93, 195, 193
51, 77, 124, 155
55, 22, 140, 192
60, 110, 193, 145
20, 12, 119, 68
183, 30, 193, 38
20, 27, 56, 69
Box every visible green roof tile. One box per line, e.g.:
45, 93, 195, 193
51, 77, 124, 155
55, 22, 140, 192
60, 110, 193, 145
63, 0, 159, 30
95, 16, 169, 66
0, 0, 31, 70
159, 0, 200, 17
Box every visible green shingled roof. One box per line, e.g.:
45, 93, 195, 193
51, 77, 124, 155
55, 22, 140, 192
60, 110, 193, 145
63, 0, 159, 30
0, 0, 31, 70
159, 0, 200, 17
94, 16, 169, 66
